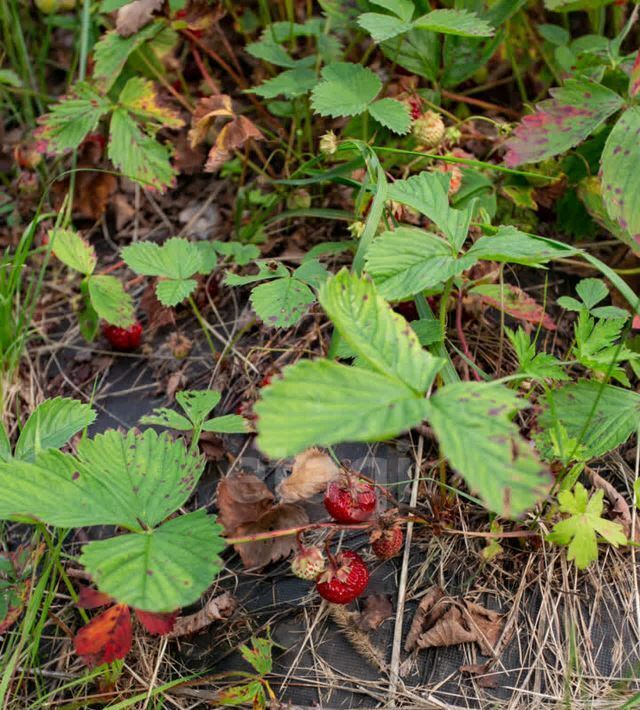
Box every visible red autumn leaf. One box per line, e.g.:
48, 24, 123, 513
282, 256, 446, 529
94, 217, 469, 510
504, 80, 622, 167
77, 586, 113, 609
136, 609, 178, 636
630, 49, 640, 98
74, 604, 132, 667
470, 283, 557, 331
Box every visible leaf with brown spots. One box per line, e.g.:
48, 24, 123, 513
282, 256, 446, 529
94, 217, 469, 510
504, 80, 623, 167
74, 604, 132, 667
234, 503, 309, 569
277, 448, 340, 503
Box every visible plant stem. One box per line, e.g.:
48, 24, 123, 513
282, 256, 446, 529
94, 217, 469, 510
188, 295, 218, 358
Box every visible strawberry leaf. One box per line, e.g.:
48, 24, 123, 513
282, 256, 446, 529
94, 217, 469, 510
319, 270, 443, 393
469, 283, 557, 331
357, 13, 413, 43
87, 275, 135, 328
368, 98, 411, 134
37, 83, 111, 153
249, 277, 315, 328
117, 77, 184, 130
311, 62, 381, 118
77, 586, 113, 609
504, 80, 623, 167
413, 9, 494, 38
49, 229, 97, 276
546, 483, 627, 569
629, 49, 640, 98
93, 23, 162, 90
14, 397, 96, 463
424, 382, 551, 517
80, 510, 225, 611
74, 604, 132, 667
600, 107, 640, 245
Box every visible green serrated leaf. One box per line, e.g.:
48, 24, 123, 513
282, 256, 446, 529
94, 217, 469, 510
14, 397, 96, 462
255, 359, 431, 458
414, 9, 494, 38
466, 226, 578, 265
93, 23, 162, 90
122, 237, 202, 280
601, 107, 640, 241
319, 270, 443, 393
201, 415, 247, 434
292, 259, 329, 289
213, 241, 260, 266
87, 275, 135, 327
507, 328, 568, 381
424, 382, 551, 517
80, 510, 225, 611
250, 277, 315, 328
546, 482, 626, 570
576, 278, 608, 309
176, 390, 221, 424
368, 98, 411, 134
251, 67, 318, 99
37, 83, 111, 153
225, 261, 288, 286
370, 0, 414, 22
140, 409, 193, 431
156, 278, 198, 306
365, 227, 475, 301
49, 229, 97, 276
246, 38, 299, 68
240, 636, 274, 675
537, 381, 640, 461
357, 13, 413, 43
311, 62, 381, 118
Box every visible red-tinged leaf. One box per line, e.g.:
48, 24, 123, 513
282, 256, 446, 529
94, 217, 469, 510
470, 283, 557, 331
77, 586, 113, 609
504, 80, 623, 167
630, 50, 640, 98
633, 315, 640, 331
74, 604, 132, 667
136, 609, 178, 636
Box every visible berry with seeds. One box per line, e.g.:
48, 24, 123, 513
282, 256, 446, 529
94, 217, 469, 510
370, 525, 404, 560
324, 478, 377, 524
290, 546, 326, 580
412, 111, 445, 149
316, 550, 369, 604
102, 322, 142, 351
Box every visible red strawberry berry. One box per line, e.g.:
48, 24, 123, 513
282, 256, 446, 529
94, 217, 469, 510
324, 478, 377, 524
370, 525, 404, 560
102, 322, 142, 351
316, 550, 369, 604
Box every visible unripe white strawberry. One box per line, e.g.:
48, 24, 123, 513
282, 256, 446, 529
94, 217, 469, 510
291, 546, 326, 580
412, 111, 445, 149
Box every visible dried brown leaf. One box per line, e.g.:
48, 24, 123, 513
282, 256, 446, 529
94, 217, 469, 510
216, 473, 274, 535
404, 586, 445, 651
116, 0, 163, 37
205, 116, 264, 173
277, 448, 340, 503
168, 592, 236, 638
188, 95, 234, 148
407, 595, 505, 656
234, 503, 309, 569
359, 594, 393, 631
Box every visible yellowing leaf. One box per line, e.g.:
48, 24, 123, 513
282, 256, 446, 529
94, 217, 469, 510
188, 94, 234, 148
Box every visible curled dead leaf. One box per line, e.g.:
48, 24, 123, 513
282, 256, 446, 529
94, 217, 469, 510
277, 448, 340, 503
168, 592, 236, 638
205, 116, 264, 173
116, 0, 163, 37
189, 95, 234, 148
405, 588, 505, 656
